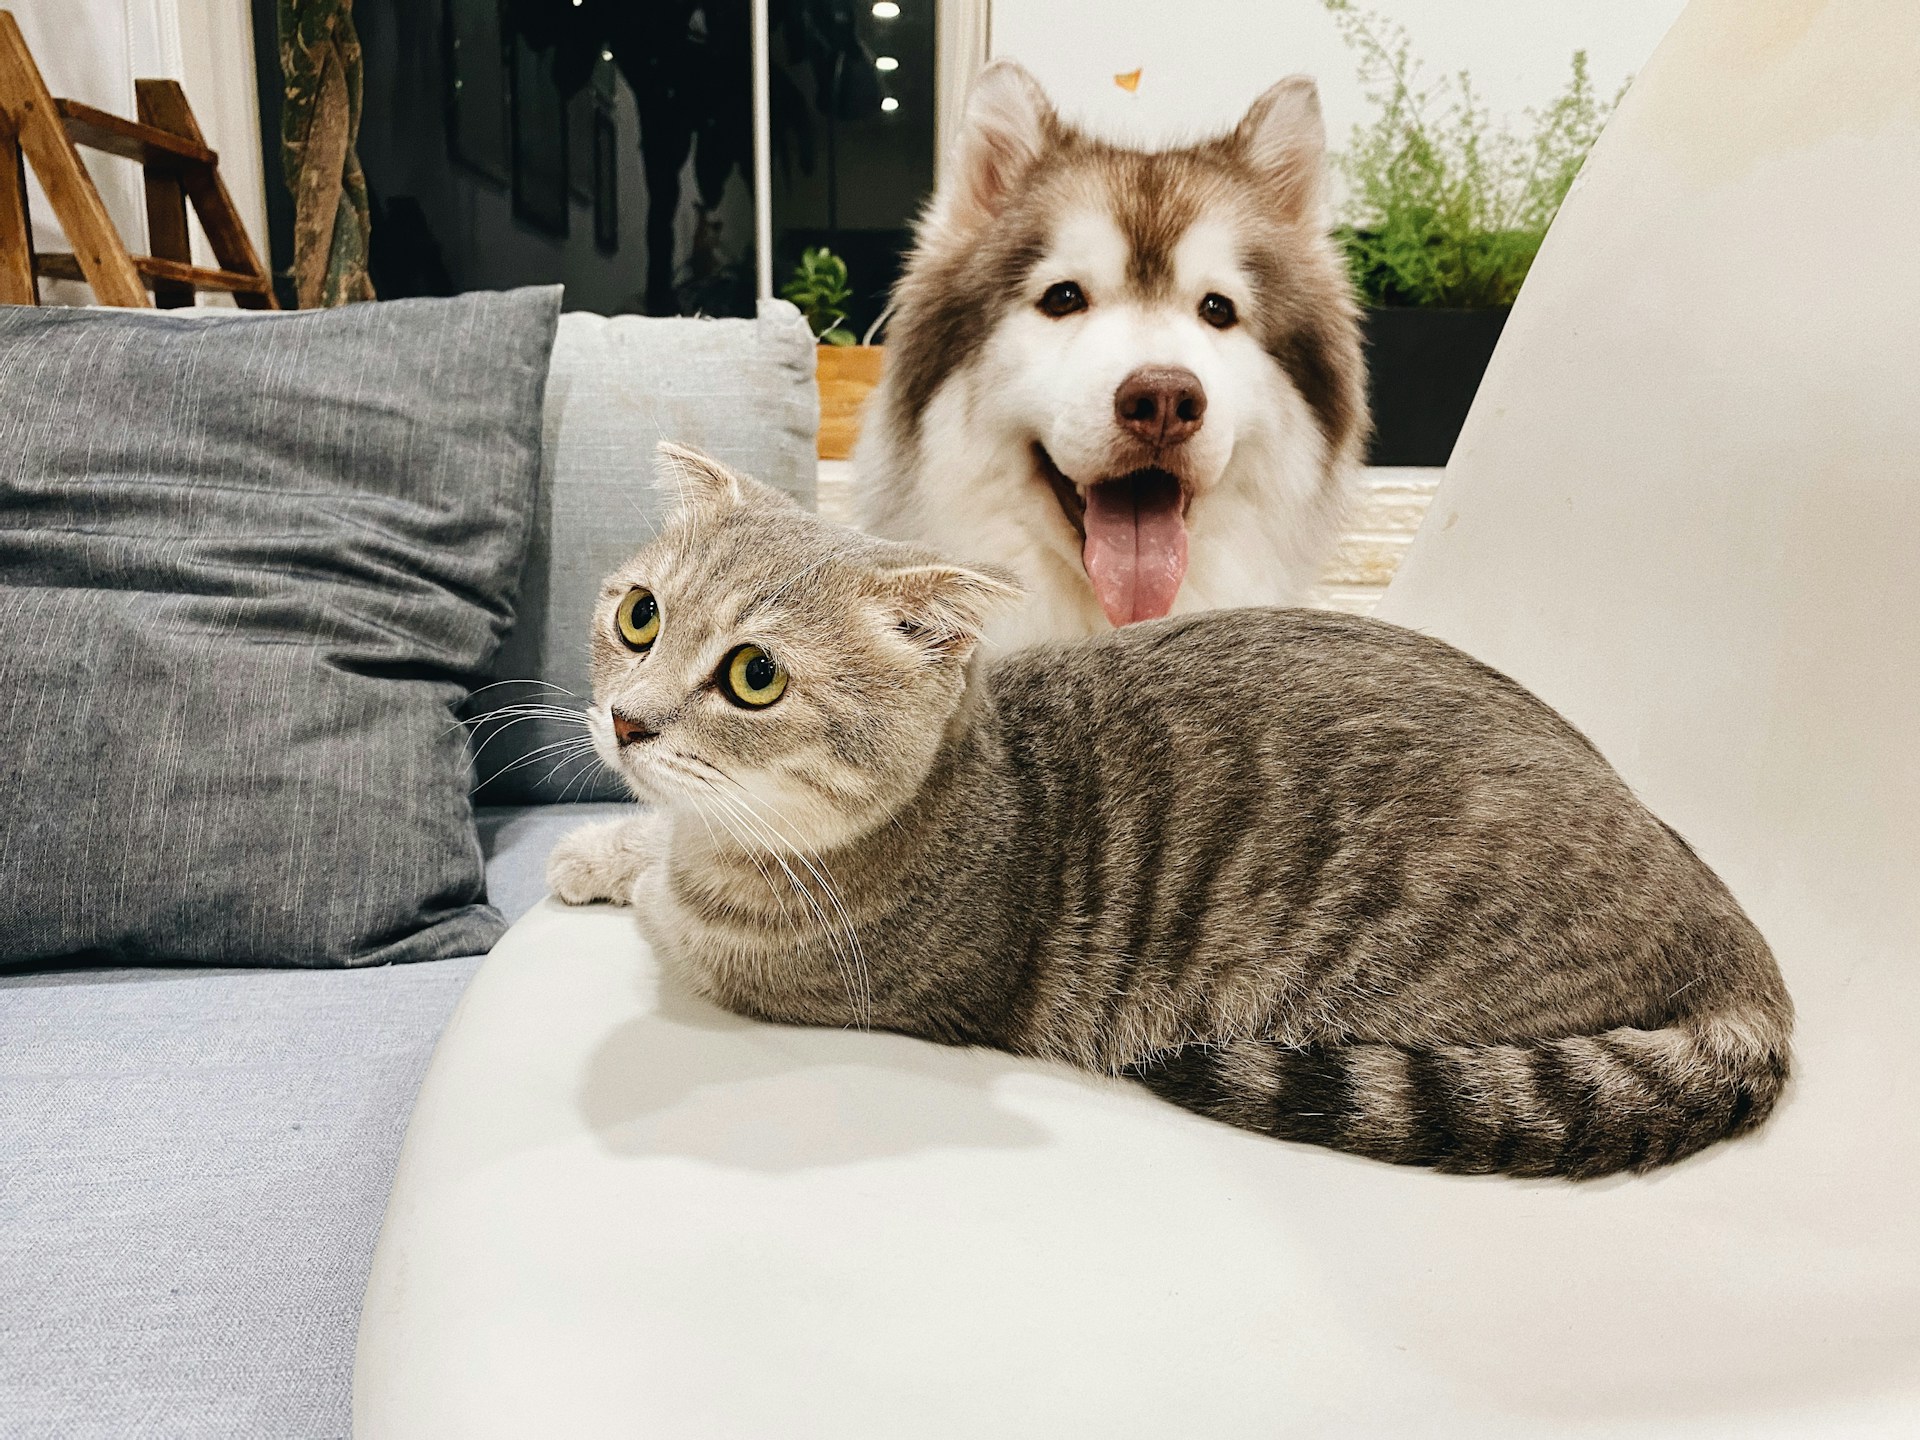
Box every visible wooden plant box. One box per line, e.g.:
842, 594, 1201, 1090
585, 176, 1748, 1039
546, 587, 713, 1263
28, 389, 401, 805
816, 344, 885, 461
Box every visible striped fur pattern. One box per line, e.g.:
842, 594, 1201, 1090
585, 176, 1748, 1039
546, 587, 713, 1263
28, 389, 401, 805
550, 448, 1794, 1180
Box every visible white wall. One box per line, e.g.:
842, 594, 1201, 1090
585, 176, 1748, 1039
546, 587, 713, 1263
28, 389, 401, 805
10, 0, 268, 304
174, 0, 270, 278
990, 0, 1687, 159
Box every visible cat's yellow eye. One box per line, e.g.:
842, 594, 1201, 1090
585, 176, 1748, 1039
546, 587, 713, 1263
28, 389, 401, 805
721, 644, 787, 707
616, 587, 660, 651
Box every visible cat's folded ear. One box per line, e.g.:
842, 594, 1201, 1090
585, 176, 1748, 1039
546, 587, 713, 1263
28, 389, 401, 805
653, 441, 796, 515
872, 559, 1025, 663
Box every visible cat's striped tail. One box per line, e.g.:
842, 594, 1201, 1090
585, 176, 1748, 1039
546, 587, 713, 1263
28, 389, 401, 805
1124, 1008, 1791, 1179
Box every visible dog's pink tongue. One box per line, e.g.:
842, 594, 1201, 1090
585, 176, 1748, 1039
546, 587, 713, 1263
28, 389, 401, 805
1082, 474, 1189, 627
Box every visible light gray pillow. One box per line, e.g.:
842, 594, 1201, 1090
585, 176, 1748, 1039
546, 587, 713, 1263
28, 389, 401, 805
0, 288, 561, 968
468, 302, 818, 803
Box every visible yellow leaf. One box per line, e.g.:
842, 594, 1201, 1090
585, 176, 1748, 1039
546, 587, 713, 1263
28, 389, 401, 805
1114, 68, 1142, 93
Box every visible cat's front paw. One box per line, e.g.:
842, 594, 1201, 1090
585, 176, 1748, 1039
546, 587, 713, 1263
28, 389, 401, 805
546, 817, 650, 906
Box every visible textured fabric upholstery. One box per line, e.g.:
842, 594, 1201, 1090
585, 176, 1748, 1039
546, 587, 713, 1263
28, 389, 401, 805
466, 301, 818, 804
0, 804, 610, 1439
0, 956, 483, 1439
0, 290, 561, 968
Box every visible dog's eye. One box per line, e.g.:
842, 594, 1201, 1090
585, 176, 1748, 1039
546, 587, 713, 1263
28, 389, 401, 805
1038, 281, 1088, 318
1199, 293, 1238, 329
721, 645, 788, 708
616, 587, 660, 651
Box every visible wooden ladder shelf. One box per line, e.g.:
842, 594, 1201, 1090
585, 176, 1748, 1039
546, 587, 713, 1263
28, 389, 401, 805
0, 9, 276, 308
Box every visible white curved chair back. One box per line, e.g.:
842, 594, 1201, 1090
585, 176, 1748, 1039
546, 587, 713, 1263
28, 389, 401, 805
1380, 0, 1920, 1398
1383, 0, 1919, 1034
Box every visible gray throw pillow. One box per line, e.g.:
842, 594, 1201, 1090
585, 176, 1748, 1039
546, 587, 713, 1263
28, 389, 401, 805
467, 303, 818, 803
0, 288, 561, 968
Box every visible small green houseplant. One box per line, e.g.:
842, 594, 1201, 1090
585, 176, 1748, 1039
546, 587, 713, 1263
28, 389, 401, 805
781, 246, 858, 346
784, 245, 884, 458
1324, 0, 1625, 460
1326, 0, 1622, 307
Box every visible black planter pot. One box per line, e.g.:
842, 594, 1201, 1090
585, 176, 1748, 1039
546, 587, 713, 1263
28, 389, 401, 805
1361, 306, 1510, 467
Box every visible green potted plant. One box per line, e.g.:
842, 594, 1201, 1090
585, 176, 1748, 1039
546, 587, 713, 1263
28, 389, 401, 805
1326, 0, 1623, 464
782, 245, 884, 459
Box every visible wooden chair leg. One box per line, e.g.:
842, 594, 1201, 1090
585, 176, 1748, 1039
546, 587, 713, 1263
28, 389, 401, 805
134, 91, 194, 307
135, 79, 276, 310
0, 111, 34, 304
0, 12, 146, 306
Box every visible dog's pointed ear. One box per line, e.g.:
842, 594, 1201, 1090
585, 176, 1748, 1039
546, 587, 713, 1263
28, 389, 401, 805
653, 441, 793, 515
871, 559, 1025, 663
931, 60, 1056, 234
1232, 75, 1326, 220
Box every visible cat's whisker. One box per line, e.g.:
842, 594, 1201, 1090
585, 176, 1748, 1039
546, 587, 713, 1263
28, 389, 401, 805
462, 721, 581, 746
716, 779, 873, 1030
460, 707, 594, 764
694, 784, 851, 1005
463, 702, 591, 724
697, 779, 870, 1028
556, 750, 612, 803
478, 735, 601, 791
645, 752, 719, 798
454, 708, 583, 747
536, 743, 605, 790
482, 739, 598, 790
731, 814, 870, 1028
458, 715, 587, 758
694, 782, 860, 1007
684, 791, 806, 995
445, 683, 585, 736
466, 678, 581, 699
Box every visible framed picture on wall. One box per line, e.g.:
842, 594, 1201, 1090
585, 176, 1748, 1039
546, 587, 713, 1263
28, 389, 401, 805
510, 36, 568, 238
445, 0, 508, 184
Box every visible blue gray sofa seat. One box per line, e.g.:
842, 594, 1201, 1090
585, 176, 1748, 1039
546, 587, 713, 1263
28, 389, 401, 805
0, 303, 817, 1439
0, 805, 610, 1439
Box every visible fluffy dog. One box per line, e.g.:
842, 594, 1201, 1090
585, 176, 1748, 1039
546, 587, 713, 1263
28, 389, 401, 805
855, 60, 1367, 651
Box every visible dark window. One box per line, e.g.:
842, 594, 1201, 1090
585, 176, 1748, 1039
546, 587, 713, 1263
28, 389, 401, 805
770, 0, 936, 339
251, 0, 759, 316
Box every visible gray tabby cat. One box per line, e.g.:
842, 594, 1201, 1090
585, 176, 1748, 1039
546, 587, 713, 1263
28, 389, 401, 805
549, 444, 1793, 1179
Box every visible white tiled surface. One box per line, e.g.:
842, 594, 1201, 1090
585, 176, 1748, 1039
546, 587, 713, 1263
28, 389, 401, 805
815, 461, 1440, 616
815, 459, 859, 526
1315, 467, 1444, 615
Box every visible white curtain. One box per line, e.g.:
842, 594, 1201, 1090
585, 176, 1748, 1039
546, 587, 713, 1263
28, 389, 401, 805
11, 0, 268, 304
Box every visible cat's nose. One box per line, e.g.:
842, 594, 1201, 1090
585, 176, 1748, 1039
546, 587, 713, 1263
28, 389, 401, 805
610, 710, 656, 747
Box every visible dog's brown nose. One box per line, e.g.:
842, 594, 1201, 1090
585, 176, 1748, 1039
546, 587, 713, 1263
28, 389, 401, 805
1114, 366, 1207, 447
610, 710, 656, 747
